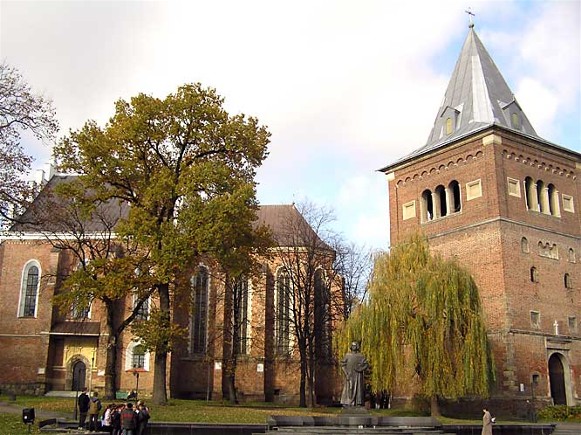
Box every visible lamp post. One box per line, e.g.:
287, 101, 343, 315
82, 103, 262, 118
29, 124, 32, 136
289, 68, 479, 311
132, 365, 140, 401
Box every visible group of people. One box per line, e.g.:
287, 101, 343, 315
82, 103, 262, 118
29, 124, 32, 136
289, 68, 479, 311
77, 388, 150, 434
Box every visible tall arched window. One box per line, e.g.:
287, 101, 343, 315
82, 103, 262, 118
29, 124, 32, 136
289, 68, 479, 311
234, 276, 250, 355
191, 266, 209, 354
568, 248, 576, 263
525, 177, 538, 211
449, 180, 461, 213
548, 184, 559, 216
435, 185, 447, 217
18, 261, 40, 317
421, 189, 434, 222
276, 268, 292, 355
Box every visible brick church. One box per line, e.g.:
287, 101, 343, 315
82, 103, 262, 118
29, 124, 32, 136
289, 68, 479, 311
0, 174, 341, 404
380, 24, 580, 411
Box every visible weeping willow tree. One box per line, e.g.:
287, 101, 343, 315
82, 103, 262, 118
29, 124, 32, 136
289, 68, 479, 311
336, 233, 494, 416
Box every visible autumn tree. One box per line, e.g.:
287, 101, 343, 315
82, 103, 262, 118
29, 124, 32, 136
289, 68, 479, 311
0, 62, 58, 228
53, 83, 270, 404
337, 233, 494, 416
272, 201, 343, 407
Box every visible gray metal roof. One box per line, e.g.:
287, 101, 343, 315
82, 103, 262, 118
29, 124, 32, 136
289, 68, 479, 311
380, 26, 552, 173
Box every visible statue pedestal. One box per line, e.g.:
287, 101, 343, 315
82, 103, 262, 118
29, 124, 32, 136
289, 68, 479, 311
340, 405, 368, 415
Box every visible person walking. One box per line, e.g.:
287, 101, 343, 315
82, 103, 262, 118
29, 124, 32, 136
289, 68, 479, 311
88, 392, 102, 432
482, 407, 493, 435
78, 388, 90, 430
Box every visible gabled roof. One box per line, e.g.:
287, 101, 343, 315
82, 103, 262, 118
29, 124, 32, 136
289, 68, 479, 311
379, 26, 579, 173
254, 204, 328, 249
9, 176, 328, 250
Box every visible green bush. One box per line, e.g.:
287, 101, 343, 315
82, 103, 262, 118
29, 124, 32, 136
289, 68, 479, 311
537, 405, 581, 421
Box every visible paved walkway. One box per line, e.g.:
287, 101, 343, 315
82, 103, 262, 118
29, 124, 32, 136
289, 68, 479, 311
0, 399, 71, 420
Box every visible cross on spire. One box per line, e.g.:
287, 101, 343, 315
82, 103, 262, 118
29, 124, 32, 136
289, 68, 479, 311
465, 7, 475, 28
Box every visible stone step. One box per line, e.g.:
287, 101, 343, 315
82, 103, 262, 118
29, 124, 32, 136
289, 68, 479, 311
44, 391, 79, 398
263, 428, 447, 435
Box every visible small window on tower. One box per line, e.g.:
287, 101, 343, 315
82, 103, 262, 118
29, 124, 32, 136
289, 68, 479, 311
564, 273, 573, 290
446, 118, 453, 135
530, 266, 539, 283
511, 113, 520, 129
521, 237, 529, 254
568, 316, 577, 333
530, 311, 540, 328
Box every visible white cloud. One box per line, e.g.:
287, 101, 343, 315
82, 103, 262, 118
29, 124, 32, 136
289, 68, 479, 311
516, 78, 560, 139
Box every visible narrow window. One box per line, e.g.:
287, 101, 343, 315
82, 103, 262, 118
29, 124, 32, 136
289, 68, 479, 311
530, 311, 540, 328
530, 266, 538, 283
446, 117, 453, 135
511, 113, 520, 129
568, 248, 576, 263
537, 180, 549, 214
548, 184, 559, 216
449, 180, 461, 213
234, 276, 249, 355
276, 268, 292, 355
568, 316, 577, 333
191, 266, 209, 354
421, 190, 434, 222
435, 185, 447, 217
19, 262, 40, 317
521, 237, 529, 253
564, 273, 572, 290
131, 344, 146, 369
525, 177, 538, 211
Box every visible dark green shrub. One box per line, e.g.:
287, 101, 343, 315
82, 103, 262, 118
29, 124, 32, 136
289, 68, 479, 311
537, 405, 581, 421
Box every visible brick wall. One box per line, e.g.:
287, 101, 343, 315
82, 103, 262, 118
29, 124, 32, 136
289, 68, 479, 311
385, 126, 581, 406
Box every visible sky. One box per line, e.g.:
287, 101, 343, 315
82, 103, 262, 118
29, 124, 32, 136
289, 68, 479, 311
1, 0, 579, 251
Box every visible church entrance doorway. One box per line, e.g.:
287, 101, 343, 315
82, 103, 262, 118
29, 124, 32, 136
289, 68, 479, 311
548, 353, 566, 405
72, 361, 86, 391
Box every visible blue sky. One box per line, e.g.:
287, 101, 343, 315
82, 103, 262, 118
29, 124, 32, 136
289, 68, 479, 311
1, 0, 579, 250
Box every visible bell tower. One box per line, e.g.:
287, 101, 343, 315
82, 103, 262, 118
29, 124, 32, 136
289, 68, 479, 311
380, 25, 581, 412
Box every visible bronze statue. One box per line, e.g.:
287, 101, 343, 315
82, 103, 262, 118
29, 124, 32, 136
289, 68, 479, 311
340, 341, 368, 407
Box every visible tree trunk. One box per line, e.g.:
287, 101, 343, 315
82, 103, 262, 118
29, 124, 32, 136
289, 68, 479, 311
104, 301, 117, 400
430, 394, 441, 417
298, 343, 308, 407
152, 283, 170, 405
104, 334, 118, 400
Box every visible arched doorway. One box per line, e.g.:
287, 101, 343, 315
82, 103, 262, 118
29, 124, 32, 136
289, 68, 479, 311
548, 353, 566, 405
72, 360, 86, 391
